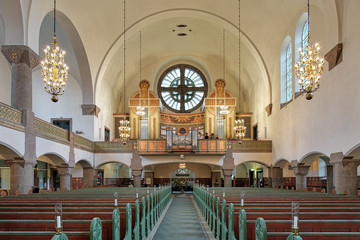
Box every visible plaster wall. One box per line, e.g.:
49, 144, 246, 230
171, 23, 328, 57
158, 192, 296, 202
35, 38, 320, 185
36, 137, 70, 163
0, 126, 25, 157
94, 153, 132, 168
72, 163, 83, 177
269, 0, 360, 164
74, 148, 94, 166
233, 152, 272, 167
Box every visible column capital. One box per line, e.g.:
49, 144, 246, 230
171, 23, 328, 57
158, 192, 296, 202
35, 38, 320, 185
223, 169, 233, 177
132, 169, 142, 177
330, 152, 360, 167
1, 45, 41, 69
57, 166, 74, 176
4, 158, 25, 167
293, 165, 310, 175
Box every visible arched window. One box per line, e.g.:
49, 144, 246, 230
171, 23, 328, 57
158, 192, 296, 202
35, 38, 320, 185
280, 37, 292, 105
286, 42, 293, 101
295, 13, 309, 94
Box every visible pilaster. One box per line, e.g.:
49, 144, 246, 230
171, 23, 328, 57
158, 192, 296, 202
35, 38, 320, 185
5, 158, 36, 195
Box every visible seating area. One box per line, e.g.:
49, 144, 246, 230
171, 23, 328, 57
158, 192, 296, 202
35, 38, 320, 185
194, 187, 360, 240
0, 187, 171, 240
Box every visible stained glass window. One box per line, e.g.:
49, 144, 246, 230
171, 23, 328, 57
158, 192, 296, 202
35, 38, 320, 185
158, 64, 207, 113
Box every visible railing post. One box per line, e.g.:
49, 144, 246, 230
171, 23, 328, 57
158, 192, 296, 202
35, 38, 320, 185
141, 197, 146, 240
90, 217, 102, 240
112, 208, 120, 240
221, 198, 227, 240
51, 233, 69, 240
151, 193, 155, 229
216, 197, 221, 240
255, 217, 267, 240
146, 195, 151, 235
228, 203, 236, 240
212, 194, 216, 233
124, 203, 132, 240
133, 199, 140, 240
239, 209, 247, 240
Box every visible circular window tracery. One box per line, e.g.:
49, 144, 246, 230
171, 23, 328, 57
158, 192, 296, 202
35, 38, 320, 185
158, 64, 208, 113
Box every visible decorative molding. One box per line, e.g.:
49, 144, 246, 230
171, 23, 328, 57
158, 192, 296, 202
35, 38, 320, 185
74, 134, 94, 152
34, 118, 70, 145
81, 104, 100, 117
1, 45, 41, 69
161, 112, 204, 124
0, 103, 22, 125
265, 103, 272, 116
325, 43, 343, 71
94, 141, 133, 153
232, 140, 272, 153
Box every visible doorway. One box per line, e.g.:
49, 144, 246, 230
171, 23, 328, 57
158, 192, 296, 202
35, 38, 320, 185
52, 170, 60, 190
249, 169, 255, 187
257, 170, 264, 188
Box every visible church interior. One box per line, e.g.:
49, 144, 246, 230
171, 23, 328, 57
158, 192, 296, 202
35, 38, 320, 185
0, 0, 359, 239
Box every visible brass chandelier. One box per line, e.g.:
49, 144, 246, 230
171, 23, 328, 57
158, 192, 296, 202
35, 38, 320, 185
119, 0, 131, 144
234, 119, 246, 143
41, 0, 69, 102
118, 119, 131, 144
295, 0, 324, 100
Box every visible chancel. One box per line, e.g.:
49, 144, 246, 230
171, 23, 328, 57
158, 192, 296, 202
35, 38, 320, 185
0, 0, 359, 239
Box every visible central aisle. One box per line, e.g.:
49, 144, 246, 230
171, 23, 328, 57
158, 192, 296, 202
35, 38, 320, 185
153, 194, 209, 240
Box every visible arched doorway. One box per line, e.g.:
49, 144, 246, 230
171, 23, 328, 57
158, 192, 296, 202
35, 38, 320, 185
170, 168, 195, 192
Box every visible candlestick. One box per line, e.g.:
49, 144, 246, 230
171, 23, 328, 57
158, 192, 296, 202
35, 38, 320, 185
56, 215, 61, 228
241, 199, 244, 206
136, 193, 139, 198
294, 216, 298, 229
115, 199, 118, 206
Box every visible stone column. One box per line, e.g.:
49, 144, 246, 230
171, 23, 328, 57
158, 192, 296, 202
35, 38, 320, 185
2, 46, 41, 195
83, 167, 96, 188
330, 152, 360, 195
223, 169, 233, 188
5, 159, 36, 195
268, 166, 283, 188
130, 141, 143, 188
132, 170, 142, 188
291, 160, 310, 191
326, 165, 334, 193
58, 166, 73, 190
222, 141, 235, 188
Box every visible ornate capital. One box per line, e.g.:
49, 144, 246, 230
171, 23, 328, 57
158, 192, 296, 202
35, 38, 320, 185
1, 45, 41, 69
81, 104, 100, 117
57, 166, 73, 176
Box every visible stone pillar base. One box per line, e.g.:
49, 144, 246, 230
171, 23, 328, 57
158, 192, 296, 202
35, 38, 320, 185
223, 169, 233, 188
5, 159, 35, 195
58, 166, 73, 190
132, 170, 142, 188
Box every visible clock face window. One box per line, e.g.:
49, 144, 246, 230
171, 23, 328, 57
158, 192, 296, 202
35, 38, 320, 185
158, 64, 208, 113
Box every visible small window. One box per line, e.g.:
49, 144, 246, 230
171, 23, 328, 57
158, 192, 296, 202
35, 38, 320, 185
51, 118, 72, 131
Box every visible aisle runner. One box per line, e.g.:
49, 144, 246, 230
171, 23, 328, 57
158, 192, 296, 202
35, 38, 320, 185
153, 194, 209, 240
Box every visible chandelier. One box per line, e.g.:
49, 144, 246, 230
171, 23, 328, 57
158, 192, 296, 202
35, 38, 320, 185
234, 119, 246, 143
119, 0, 131, 144
41, 0, 69, 102
294, 0, 324, 100
136, 31, 146, 117
219, 29, 229, 118
119, 119, 130, 144
179, 163, 186, 169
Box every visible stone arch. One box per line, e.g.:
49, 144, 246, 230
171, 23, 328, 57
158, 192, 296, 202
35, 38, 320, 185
345, 143, 360, 159
75, 158, 93, 168
274, 158, 291, 168
37, 153, 68, 167
0, 0, 24, 45
0, 141, 23, 159
95, 160, 130, 169
299, 151, 330, 166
